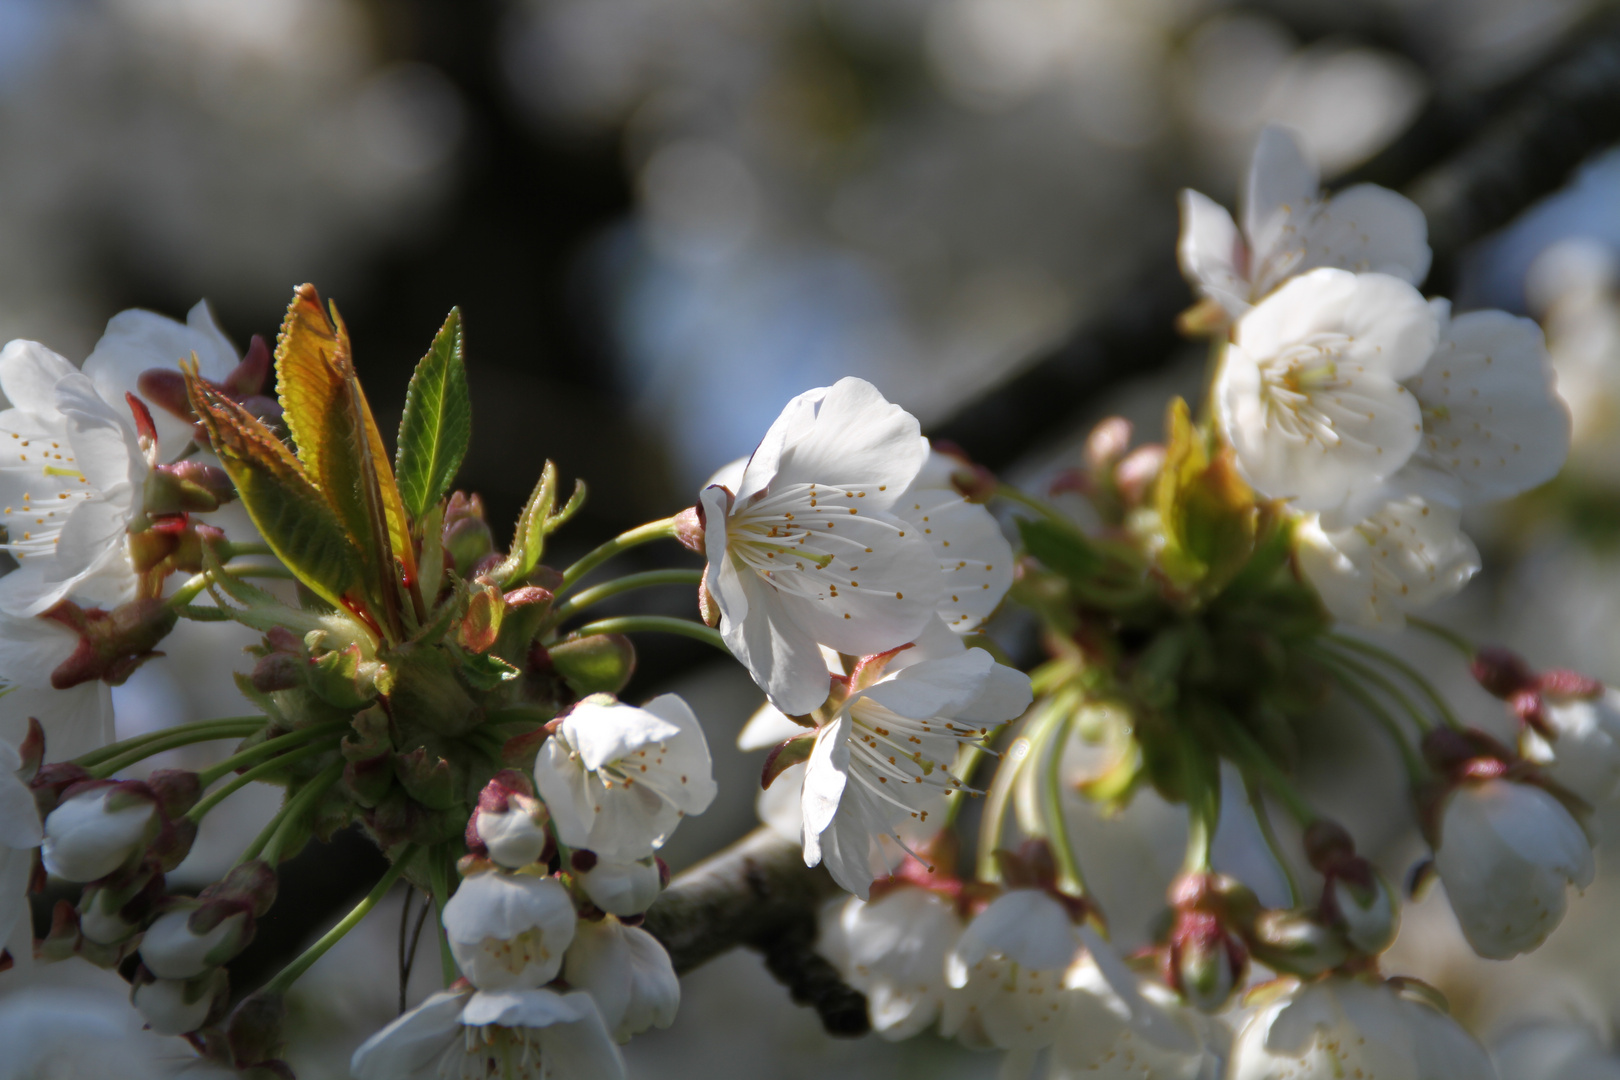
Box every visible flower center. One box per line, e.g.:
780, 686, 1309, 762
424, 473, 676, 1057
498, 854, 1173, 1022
443, 1023, 546, 1080
1256, 333, 1355, 447
725, 481, 901, 602
475, 927, 555, 978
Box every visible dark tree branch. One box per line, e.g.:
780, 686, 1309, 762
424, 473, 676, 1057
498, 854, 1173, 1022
643, 826, 868, 1036
931, 15, 1620, 470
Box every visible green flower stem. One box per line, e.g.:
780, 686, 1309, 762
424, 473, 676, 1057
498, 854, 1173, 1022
188, 733, 346, 823
217, 542, 274, 560
264, 845, 419, 996
193, 721, 350, 789
555, 517, 681, 595
1182, 745, 1219, 875
977, 734, 1033, 883
253, 762, 343, 867
1325, 633, 1462, 730
1243, 771, 1301, 907
566, 616, 729, 654
168, 563, 295, 608
88, 720, 268, 778
1310, 654, 1429, 785
1037, 701, 1089, 896
540, 568, 705, 635
1309, 642, 1448, 732
428, 845, 458, 985
1405, 616, 1477, 661
1221, 722, 1317, 827
74, 717, 264, 769
994, 483, 1072, 528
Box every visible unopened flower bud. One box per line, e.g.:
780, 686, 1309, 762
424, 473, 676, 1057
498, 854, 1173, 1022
672, 506, 704, 553
442, 871, 577, 990
140, 903, 253, 979
1169, 909, 1246, 1013
133, 969, 226, 1036
41, 783, 158, 882
549, 634, 636, 697
576, 856, 662, 917
1328, 873, 1399, 955
1523, 685, 1620, 805
1247, 909, 1350, 977
78, 874, 160, 947
1115, 445, 1166, 507
467, 771, 550, 870
1470, 646, 1538, 700
40, 598, 179, 689
443, 492, 495, 576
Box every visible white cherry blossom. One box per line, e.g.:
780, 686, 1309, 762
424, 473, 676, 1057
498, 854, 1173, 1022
818, 885, 963, 1041
0, 734, 41, 969
561, 914, 680, 1042
1048, 958, 1228, 1080
533, 694, 716, 862
1294, 488, 1480, 630
1216, 268, 1438, 514
1179, 125, 1430, 319
1521, 686, 1620, 805
898, 451, 1014, 633
1228, 975, 1496, 1080
575, 856, 662, 917
1399, 303, 1570, 509
1433, 778, 1593, 960
40, 783, 156, 882
139, 906, 250, 980
0, 611, 115, 759
802, 647, 1031, 898
441, 871, 577, 990
700, 378, 943, 715
350, 985, 626, 1080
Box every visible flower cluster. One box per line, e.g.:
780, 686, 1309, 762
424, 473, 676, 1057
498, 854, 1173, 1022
1186, 126, 1570, 630
354, 705, 711, 1080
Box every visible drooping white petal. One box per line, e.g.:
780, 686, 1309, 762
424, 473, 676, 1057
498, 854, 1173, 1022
1178, 189, 1250, 317
563, 916, 680, 1042
1403, 309, 1571, 506
1294, 489, 1479, 631
1434, 780, 1593, 960
948, 889, 1079, 985
821, 888, 963, 1041
737, 700, 811, 752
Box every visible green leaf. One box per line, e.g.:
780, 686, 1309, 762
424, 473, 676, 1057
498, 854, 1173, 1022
187, 370, 363, 613
457, 650, 521, 692
489, 463, 586, 586
1016, 517, 1103, 585
395, 308, 471, 522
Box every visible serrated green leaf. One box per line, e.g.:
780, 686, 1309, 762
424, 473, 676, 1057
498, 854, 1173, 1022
396, 308, 471, 522
187, 370, 363, 613
458, 650, 521, 692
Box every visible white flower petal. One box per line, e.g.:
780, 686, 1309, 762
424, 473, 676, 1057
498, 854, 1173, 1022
766, 378, 929, 511
737, 701, 809, 751
1242, 126, 1319, 261
899, 487, 1014, 633
1404, 309, 1570, 506
0, 341, 78, 416
1178, 189, 1250, 317
1305, 184, 1431, 284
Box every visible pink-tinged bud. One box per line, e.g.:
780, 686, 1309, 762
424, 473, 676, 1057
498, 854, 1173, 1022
40, 599, 178, 689
1470, 646, 1538, 699
140, 902, 253, 979
133, 968, 227, 1036
697, 577, 720, 628
1114, 444, 1166, 507
1084, 417, 1133, 472
166, 460, 237, 508
467, 771, 551, 870
443, 492, 495, 576
1326, 873, 1398, 955
576, 855, 662, 917
136, 368, 193, 423
1169, 909, 1246, 1013
672, 506, 705, 553
41, 783, 159, 882
225, 335, 272, 397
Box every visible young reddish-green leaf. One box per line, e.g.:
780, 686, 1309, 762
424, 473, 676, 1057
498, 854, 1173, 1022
395, 308, 471, 522
186, 369, 362, 613
274, 285, 417, 611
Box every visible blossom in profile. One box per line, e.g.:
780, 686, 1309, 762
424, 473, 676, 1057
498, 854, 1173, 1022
1215, 268, 1437, 515
1521, 685, 1620, 805
350, 984, 626, 1080
1227, 974, 1496, 1079
562, 914, 681, 1042
1179, 125, 1430, 319
1432, 778, 1593, 960
802, 647, 1031, 898
533, 694, 716, 862
1049, 955, 1229, 1080
819, 885, 964, 1041
700, 378, 943, 715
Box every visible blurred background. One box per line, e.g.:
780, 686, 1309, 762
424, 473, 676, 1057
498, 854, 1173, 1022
12, 0, 1620, 1076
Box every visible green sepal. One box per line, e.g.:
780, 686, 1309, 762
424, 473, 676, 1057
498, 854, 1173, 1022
456, 648, 522, 692
763, 730, 818, 789
548, 634, 636, 697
